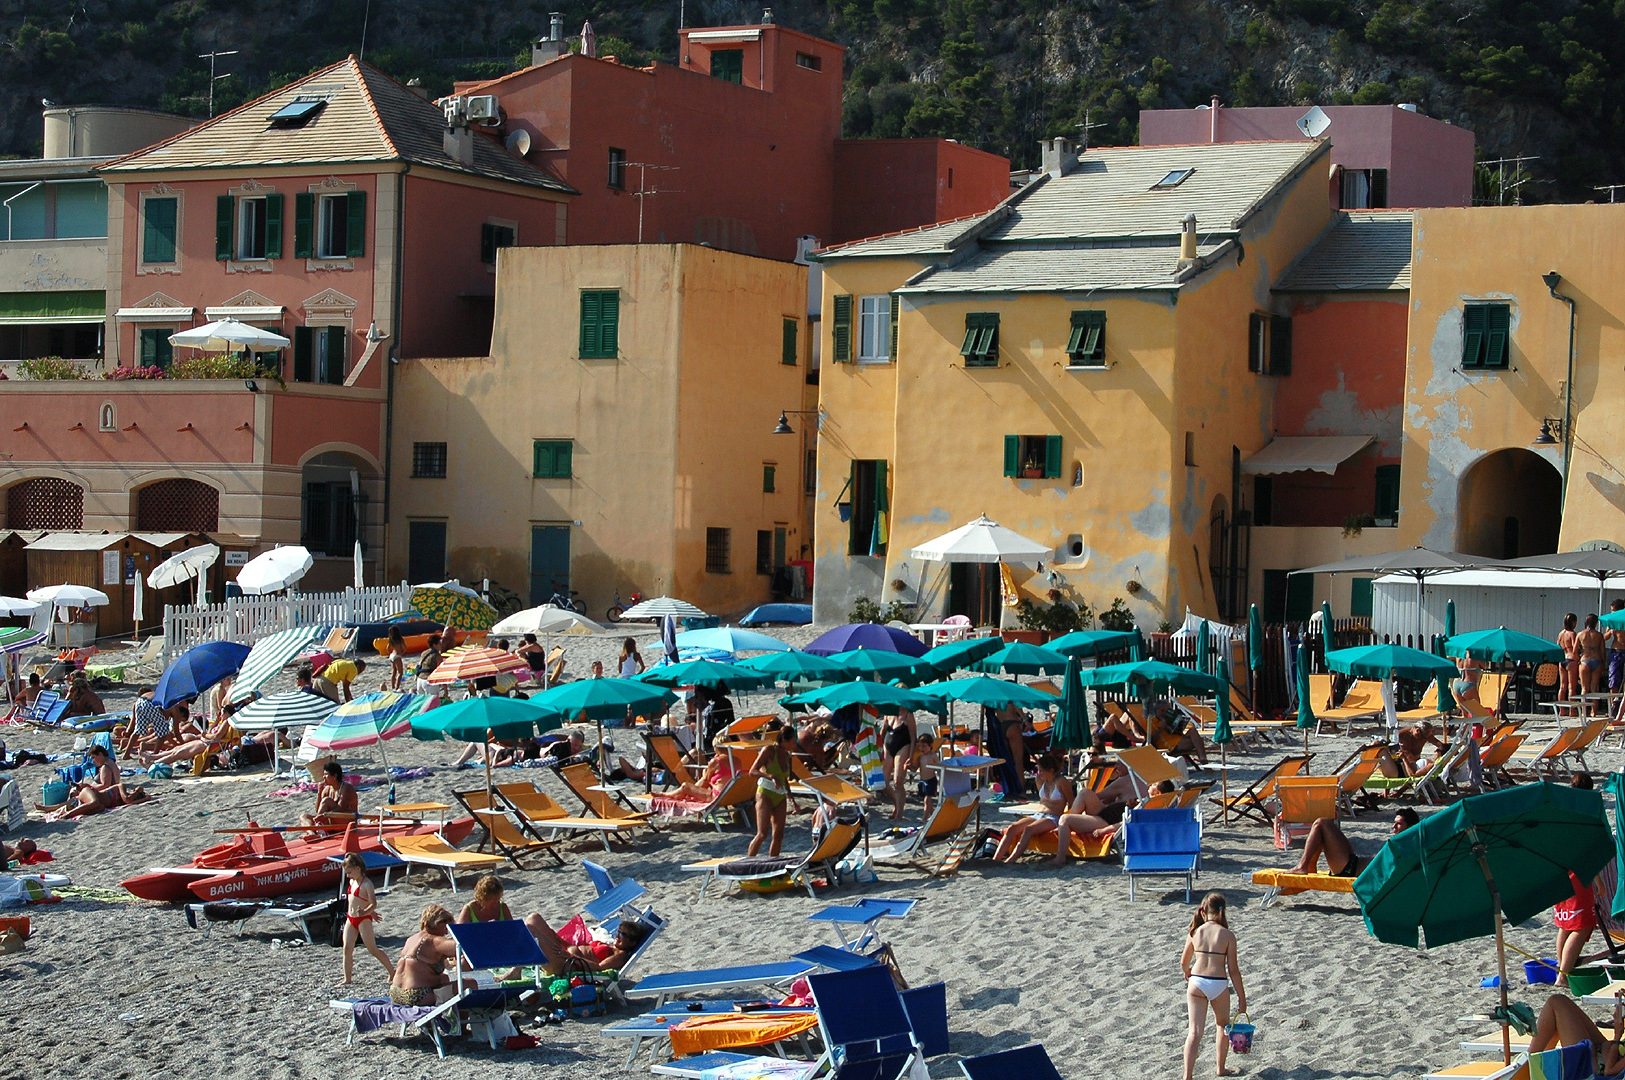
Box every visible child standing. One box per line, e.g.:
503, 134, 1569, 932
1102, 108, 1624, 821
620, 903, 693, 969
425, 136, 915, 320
1181, 891, 1247, 1080
338, 852, 393, 987
910, 732, 940, 821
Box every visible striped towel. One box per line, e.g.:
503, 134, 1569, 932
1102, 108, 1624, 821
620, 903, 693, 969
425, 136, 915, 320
854, 725, 886, 790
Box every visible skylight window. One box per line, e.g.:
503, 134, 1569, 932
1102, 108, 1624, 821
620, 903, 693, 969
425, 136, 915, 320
1151, 168, 1195, 189
268, 98, 327, 129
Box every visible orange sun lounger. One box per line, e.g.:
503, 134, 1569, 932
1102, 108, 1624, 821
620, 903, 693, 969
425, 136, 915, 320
1251, 868, 1356, 908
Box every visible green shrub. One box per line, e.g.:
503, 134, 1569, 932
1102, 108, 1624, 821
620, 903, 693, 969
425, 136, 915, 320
1099, 598, 1136, 632
17, 356, 91, 380
167, 353, 261, 380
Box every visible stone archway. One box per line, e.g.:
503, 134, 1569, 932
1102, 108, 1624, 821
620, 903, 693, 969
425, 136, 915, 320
1457, 448, 1562, 558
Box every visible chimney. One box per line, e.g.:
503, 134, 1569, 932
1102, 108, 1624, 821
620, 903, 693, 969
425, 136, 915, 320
762, 7, 775, 22
1178, 214, 1198, 266
442, 98, 475, 168
1040, 137, 1079, 179
532, 12, 569, 65
406, 79, 429, 100
1210, 96, 1220, 143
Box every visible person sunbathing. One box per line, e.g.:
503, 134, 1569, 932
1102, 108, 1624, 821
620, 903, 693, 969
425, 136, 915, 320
1393, 722, 1447, 776
668, 749, 737, 802
1048, 784, 1120, 868
61, 677, 103, 720
1097, 712, 1143, 749
140, 713, 237, 768
300, 761, 358, 828
389, 904, 463, 1007
521, 914, 649, 976
2, 838, 38, 867
1529, 991, 1625, 1076
993, 753, 1072, 863
1287, 808, 1419, 877
50, 745, 145, 820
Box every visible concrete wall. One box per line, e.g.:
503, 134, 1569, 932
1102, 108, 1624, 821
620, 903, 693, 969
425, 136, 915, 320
0, 236, 105, 291
1401, 204, 1625, 555
831, 139, 1009, 245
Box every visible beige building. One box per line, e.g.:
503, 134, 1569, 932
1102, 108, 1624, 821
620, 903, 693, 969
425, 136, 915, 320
388, 243, 814, 617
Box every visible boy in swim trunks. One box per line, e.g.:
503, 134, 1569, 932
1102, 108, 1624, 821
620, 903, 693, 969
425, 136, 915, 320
1287, 807, 1419, 877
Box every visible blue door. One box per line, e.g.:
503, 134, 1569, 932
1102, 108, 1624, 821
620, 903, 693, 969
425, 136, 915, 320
530, 525, 570, 606
408, 521, 446, 584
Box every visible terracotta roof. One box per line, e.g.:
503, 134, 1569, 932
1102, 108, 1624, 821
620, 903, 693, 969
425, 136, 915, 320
1274, 210, 1413, 292
101, 57, 573, 193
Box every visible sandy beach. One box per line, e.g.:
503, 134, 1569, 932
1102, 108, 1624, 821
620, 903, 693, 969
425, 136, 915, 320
0, 627, 1609, 1080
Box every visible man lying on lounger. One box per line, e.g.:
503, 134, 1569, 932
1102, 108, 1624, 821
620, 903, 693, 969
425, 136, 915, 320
1287, 807, 1419, 878
1529, 991, 1625, 1076
522, 914, 650, 976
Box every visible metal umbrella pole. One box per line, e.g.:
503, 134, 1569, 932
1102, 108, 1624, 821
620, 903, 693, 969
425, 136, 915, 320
1468, 825, 1513, 1065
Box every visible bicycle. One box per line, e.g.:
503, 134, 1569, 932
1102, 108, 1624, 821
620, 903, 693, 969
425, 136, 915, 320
546, 581, 585, 614
605, 587, 645, 624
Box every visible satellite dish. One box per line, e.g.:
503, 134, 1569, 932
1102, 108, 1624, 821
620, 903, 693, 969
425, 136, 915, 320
506, 129, 532, 156
1296, 106, 1331, 139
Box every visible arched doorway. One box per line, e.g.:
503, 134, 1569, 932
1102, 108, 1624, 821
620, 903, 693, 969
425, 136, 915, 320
301, 451, 375, 558
135, 478, 220, 532
1457, 448, 1562, 558
6, 477, 84, 530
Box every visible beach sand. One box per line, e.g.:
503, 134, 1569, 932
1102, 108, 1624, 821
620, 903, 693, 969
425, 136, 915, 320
0, 629, 1606, 1079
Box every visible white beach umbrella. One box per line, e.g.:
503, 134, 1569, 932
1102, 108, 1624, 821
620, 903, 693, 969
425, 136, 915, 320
236, 546, 314, 595
619, 596, 708, 620
492, 604, 608, 636
26, 583, 110, 607
909, 515, 1052, 564
0, 597, 39, 617
148, 543, 220, 604
412, 580, 480, 598
168, 318, 290, 353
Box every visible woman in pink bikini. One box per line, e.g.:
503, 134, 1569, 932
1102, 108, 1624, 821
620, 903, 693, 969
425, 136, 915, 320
337, 852, 393, 987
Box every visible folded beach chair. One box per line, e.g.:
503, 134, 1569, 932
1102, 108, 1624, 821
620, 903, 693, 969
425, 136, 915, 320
681, 817, 864, 898
494, 780, 643, 852
452, 788, 565, 869
1477, 731, 1527, 789
1209, 753, 1312, 825
805, 897, 918, 951
1270, 776, 1340, 849
868, 792, 979, 869
615, 1007, 820, 1074
1250, 868, 1357, 909
793, 767, 874, 808
1427, 1041, 1592, 1080
1364, 728, 1470, 804
1122, 805, 1201, 901
1115, 745, 1184, 802
554, 761, 659, 831
960, 1043, 1067, 1080
383, 833, 507, 892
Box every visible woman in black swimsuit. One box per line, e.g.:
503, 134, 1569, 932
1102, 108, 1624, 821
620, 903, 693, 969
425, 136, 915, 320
881, 708, 917, 821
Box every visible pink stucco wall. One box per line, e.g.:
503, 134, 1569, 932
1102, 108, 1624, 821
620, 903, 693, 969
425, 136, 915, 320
0, 388, 257, 465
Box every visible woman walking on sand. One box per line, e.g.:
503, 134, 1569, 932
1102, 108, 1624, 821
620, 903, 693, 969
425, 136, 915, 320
1181, 891, 1247, 1080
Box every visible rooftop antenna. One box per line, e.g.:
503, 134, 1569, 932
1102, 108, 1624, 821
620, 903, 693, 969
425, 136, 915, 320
359, 0, 372, 61
628, 163, 681, 242
1480, 154, 1539, 205
1593, 183, 1625, 203
198, 48, 240, 118
1076, 108, 1106, 150
1296, 105, 1331, 138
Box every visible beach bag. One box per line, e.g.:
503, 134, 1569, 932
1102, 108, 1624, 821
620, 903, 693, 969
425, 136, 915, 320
40, 780, 69, 808
1225, 1013, 1256, 1054
147, 763, 173, 780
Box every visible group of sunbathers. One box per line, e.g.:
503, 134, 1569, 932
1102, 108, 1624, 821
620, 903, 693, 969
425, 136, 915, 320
993, 752, 1178, 867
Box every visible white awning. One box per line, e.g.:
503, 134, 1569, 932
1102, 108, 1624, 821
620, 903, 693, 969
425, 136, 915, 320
205, 305, 285, 320
686, 28, 761, 42
0, 314, 103, 326
1240, 435, 1375, 476
115, 306, 194, 322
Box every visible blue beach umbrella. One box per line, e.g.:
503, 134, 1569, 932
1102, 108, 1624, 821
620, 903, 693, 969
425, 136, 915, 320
676, 626, 790, 654
155, 641, 251, 708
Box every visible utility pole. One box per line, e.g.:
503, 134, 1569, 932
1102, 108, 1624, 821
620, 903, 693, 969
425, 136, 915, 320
628, 163, 680, 243
198, 49, 240, 118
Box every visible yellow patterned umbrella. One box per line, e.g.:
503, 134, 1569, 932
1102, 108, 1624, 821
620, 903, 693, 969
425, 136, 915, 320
410, 586, 498, 631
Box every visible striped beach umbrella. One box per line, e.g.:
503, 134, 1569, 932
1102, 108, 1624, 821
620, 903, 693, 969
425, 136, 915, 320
306, 691, 428, 770
226, 625, 327, 704
426, 646, 530, 685
231, 690, 339, 774
0, 627, 46, 654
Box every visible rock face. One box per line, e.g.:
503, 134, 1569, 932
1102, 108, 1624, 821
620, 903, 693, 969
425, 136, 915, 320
0, 0, 1613, 198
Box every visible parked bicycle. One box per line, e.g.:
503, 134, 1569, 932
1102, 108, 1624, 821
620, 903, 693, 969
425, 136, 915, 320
546, 581, 585, 614
605, 587, 645, 624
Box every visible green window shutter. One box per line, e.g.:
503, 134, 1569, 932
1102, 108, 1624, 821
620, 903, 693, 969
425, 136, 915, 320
845, 461, 860, 554
139, 329, 157, 365
1461, 305, 1486, 368
1068, 311, 1105, 363
1248, 312, 1266, 373
142, 198, 176, 263
1374, 464, 1401, 522
580, 291, 601, 357
870, 459, 888, 556
557, 441, 572, 478
533, 440, 545, 477
480, 223, 496, 265
294, 194, 314, 259
325, 326, 347, 383
1349, 577, 1375, 619
1003, 435, 1020, 478
959, 322, 979, 356
345, 191, 366, 257
600, 290, 618, 356
263, 193, 283, 259
157, 332, 172, 368
1485, 304, 1510, 369
215, 194, 234, 260
832, 294, 852, 362
1044, 435, 1063, 479
781, 318, 797, 365
1270, 315, 1292, 375
888, 294, 900, 361
763, 464, 776, 492
1065, 318, 1085, 355
293, 327, 313, 382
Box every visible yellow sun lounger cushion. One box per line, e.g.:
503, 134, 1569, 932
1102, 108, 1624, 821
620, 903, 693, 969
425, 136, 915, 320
387, 834, 507, 869
1250, 869, 1356, 895
1029, 832, 1113, 859
1423, 1062, 1525, 1080
668, 1012, 821, 1057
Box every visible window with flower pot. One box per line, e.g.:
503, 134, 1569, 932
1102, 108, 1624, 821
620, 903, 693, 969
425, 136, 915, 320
1003, 435, 1062, 479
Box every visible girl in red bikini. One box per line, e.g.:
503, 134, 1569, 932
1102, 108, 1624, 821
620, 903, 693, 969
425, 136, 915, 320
337, 852, 393, 987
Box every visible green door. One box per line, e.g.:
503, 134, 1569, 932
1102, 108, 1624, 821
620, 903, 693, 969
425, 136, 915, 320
1285, 571, 1315, 622
407, 521, 446, 584
530, 525, 571, 606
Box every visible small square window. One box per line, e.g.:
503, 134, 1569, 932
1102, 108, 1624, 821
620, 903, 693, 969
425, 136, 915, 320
705, 527, 732, 573
710, 49, 743, 83
1151, 168, 1195, 189
1461, 303, 1511, 370
533, 439, 573, 479
1003, 435, 1062, 479
795, 51, 822, 71
411, 442, 447, 478
138, 328, 173, 369
480, 222, 516, 265
608, 147, 627, 190
1066, 310, 1106, 365
961, 313, 999, 367
268, 98, 326, 128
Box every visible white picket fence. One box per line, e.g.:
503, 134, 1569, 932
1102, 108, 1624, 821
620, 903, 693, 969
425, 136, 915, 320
162, 583, 414, 663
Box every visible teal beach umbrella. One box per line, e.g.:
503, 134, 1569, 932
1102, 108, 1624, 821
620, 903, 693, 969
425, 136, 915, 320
411, 695, 556, 742
1048, 629, 1140, 659
920, 635, 1005, 673
829, 648, 932, 683
971, 642, 1070, 676
1052, 656, 1092, 751
636, 658, 770, 691
1436, 670, 1456, 714
913, 676, 1057, 709
1247, 604, 1263, 672
529, 676, 679, 767
1445, 598, 1457, 639
1326, 644, 1458, 681
1079, 659, 1222, 695
781, 680, 938, 715
1321, 601, 1334, 650
1213, 656, 1234, 819
1445, 627, 1564, 664
1195, 620, 1210, 676
736, 649, 849, 683
1295, 647, 1315, 746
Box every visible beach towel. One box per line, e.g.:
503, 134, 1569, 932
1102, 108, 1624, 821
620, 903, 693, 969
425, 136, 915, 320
855, 725, 885, 790
1527, 1041, 1593, 1080
980, 708, 1023, 796
700, 1059, 819, 1080
347, 999, 437, 1034
667, 1012, 819, 1057
649, 793, 712, 818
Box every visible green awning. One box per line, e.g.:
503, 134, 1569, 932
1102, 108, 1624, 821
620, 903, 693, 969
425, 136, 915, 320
0, 290, 105, 325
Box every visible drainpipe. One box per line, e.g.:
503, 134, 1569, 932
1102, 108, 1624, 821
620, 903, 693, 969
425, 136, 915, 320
382, 165, 410, 585
1210, 97, 1220, 143
1542, 270, 1575, 512
3, 182, 42, 240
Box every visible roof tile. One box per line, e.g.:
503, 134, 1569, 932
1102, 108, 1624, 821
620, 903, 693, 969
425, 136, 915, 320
1274, 210, 1413, 292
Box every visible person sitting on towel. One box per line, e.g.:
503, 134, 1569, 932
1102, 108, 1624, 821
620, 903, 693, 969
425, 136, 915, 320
522, 913, 650, 976
1287, 807, 1418, 878
300, 761, 358, 828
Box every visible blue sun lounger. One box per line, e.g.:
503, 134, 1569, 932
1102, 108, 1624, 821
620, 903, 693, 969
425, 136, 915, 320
959, 1043, 1067, 1080
1121, 805, 1202, 902
805, 897, 917, 949
631, 960, 816, 1007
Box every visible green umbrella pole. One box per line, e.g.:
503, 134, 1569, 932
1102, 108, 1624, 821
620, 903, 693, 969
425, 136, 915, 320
1470, 825, 1513, 1066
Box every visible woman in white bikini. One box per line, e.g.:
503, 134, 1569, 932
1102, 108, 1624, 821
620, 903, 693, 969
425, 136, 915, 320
1181, 891, 1247, 1080
992, 753, 1072, 863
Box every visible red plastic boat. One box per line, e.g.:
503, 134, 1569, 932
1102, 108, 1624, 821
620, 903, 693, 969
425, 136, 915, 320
121, 816, 476, 903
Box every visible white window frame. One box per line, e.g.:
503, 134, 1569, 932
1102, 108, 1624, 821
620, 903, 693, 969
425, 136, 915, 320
857, 294, 890, 363
316, 193, 349, 259
236, 195, 268, 261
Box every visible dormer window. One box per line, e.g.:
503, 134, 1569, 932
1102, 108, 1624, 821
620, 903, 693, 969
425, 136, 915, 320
269, 98, 327, 129
1151, 168, 1195, 189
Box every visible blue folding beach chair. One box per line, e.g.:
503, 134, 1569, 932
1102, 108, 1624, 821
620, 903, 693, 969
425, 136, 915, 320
411, 919, 546, 1056
630, 959, 815, 1007
959, 1043, 1066, 1080
1121, 805, 1202, 901
807, 964, 923, 1078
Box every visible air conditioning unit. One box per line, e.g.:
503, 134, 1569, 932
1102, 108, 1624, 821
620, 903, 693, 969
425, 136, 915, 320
466, 95, 501, 124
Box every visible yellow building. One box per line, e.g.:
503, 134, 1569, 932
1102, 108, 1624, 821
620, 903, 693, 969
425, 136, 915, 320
810, 138, 1333, 627
387, 243, 813, 617
1399, 203, 1625, 556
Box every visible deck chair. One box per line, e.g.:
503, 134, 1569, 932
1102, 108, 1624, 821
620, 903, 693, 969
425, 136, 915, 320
1364, 728, 1470, 804
494, 781, 642, 852
1477, 731, 1527, 788
1472, 672, 1510, 719
794, 771, 874, 808
1115, 745, 1184, 802
1270, 776, 1340, 849
1315, 679, 1384, 735
631, 770, 756, 830
1251, 868, 1357, 909
383, 833, 507, 892
1208, 753, 1311, 825
1559, 717, 1610, 774
1333, 743, 1388, 815
554, 761, 658, 828
1227, 684, 1298, 742
682, 817, 864, 898
961, 1044, 1067, 1080
1395, 681, 1446, 725
643, 732, 698, 789
545, 647, 567, 685
1508, 726, 1584, 779
869, 792, 979, 868
723, 713, 776, 739
1122, 805, 1201, 901
631, 959, 817, 1007
452, 788, 565, 869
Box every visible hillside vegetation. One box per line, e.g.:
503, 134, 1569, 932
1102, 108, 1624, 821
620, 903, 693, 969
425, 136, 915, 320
3, 0, 1621, 199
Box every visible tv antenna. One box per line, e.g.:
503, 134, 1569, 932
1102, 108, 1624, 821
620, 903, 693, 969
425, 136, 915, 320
1480, 154, 1538, 205
1593, 183, 1625, 203
1076, 108, 1106, 148
628, 163, 681, 243
198, 49, 240, 117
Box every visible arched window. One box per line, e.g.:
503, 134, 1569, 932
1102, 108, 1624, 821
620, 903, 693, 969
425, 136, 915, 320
135, 479, 219, 533
6, 478, 84, 530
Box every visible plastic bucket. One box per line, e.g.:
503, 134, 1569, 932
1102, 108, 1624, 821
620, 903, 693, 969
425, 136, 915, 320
1568, 966, 1610, 996
1526, 958, 1559, 985
1226, 1015, 1256, 1054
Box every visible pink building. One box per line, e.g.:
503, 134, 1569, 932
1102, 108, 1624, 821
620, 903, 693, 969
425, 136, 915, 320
0, 58, 572, 589
1140, 104, 1474, 209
